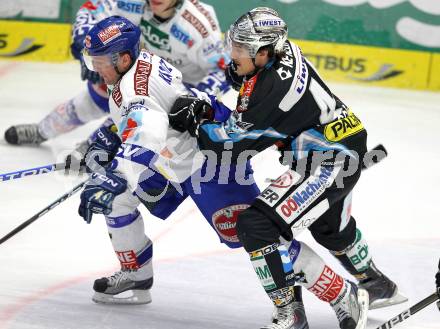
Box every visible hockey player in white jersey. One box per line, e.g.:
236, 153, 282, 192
77, 14, 263, 307
4, 0, 229, 147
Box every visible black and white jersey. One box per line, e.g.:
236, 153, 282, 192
198, 40, 367, 164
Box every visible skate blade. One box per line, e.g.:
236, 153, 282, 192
92, 289, 152, 305
355, 288, 369, 329
369, 291, 408, 310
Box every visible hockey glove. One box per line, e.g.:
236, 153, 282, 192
225, 61, 243, 91
169, 95, 214, 137
84, 125, 122, 173
275, 138, 297, 168
80, 57, 103, 84
78, 170, 127, 223
64, 139, 90, 175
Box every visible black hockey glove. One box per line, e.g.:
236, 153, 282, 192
275, 138, 297, 168
225, 61, 243, 91
80, 57, 103, 84
169, 95, 214, 137
84, 125, 121, 173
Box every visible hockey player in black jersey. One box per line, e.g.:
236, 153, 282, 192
169, 7, 407, 329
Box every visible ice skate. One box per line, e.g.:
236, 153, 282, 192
270, 286, 309, 329
357, 262, 408, 310
262, 301, 308, 329
331, 281, 368, 329
4, 124, 46, 145
92, 270, 153, 305
359, 272, 407, 310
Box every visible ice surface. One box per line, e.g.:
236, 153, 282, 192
0, 61, 439, 329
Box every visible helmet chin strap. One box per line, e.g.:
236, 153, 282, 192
114, 65, 124, 77
248, 57, 266, 77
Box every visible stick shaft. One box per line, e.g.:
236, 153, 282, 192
0, 181, 86, 245
376, 292, 439, 329
0, 163, 65, 182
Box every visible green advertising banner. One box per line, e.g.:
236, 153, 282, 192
0, 0, 72, 23
203, 0, 440, 52
2, 1, 439, 52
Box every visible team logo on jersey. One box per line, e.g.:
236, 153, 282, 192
182, 9, 209, 38
120, 111, 144, 142
225, 111, 254, 135
98, 24, 122, 45
170, 24, 194, 48
212, 204, 250, 243
121, 118, 138, 142
323, 111, 364, 142
140, 18, 171, 51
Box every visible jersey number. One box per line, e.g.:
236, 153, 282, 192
309, 78, 336, 125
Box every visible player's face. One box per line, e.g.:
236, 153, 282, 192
83, 53, 120, 85
229, 44, 255, 76
95, 62, 120, 85
149, 0, 176, 16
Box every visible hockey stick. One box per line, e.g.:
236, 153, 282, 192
375, 292, 439, 329
362, 143, 387, 169
0, 161, 85, 182
0, 180, 87, 245
266, 144, 388, 184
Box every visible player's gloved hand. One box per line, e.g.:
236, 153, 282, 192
71, 33, 85, 60
78, 170, 127, 223
64, 139, 90, 175
80, 57, 103, 84
225, 61, 243, 91
169, 95, 214, 137
275, 138, 296, 167
84, 125, 121, 173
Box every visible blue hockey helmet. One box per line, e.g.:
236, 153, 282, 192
83, 15, 141, 71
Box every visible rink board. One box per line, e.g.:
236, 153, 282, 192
0, 20, 71, 62
0, 19, 438, 90
429, 53, 440, 91
296, 39, 434, 91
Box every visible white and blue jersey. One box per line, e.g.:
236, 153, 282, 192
103, 50, 258, 282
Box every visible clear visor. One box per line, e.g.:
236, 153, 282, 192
82, 49, 117, 72
225, 30, 255, 59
